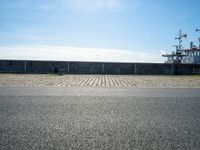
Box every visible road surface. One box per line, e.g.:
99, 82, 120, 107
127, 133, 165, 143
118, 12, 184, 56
0, 86, 200, 150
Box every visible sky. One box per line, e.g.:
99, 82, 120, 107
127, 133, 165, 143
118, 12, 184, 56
0, 0, 200, 62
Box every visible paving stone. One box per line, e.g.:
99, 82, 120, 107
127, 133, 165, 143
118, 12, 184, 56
0, 74, 200, 88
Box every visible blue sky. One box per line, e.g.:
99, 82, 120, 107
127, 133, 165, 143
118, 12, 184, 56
0, 0, 200, 62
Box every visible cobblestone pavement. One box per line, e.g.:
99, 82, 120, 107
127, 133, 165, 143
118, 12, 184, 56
0, 74, 200, 88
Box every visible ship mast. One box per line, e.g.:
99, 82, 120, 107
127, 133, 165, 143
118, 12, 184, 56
174, 30, 187, 63
175, 29, 187, 51
163, 29, 200, 64
196, 29, 200, 48
162, 30, 187, 64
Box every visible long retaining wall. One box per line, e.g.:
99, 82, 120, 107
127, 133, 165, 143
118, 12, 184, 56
0, 60, 200, 75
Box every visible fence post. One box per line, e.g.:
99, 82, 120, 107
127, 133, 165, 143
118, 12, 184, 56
24, 61, 27, 72
134, 63, 137, 74
102, 63, 104, 74
171, 63, 174, 75
68, 62, 70, 74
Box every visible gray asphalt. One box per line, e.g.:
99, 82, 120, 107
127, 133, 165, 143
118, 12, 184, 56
0, 87, 200, 150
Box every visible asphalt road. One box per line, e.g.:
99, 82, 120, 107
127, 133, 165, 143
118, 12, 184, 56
0, 87, 200, 150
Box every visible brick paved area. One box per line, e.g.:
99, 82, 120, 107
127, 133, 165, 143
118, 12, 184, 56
0, 74, 200, 88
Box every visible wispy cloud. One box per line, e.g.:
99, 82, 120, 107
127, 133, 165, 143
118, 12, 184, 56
0, 34, 58, 41
0, 0, 53, 11
67, 0, 123, 11
0, 46, 164, 63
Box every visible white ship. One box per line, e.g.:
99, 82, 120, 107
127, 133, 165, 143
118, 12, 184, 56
163, 29, 200, 64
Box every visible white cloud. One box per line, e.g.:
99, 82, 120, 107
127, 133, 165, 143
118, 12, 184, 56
0, 45, 164, 63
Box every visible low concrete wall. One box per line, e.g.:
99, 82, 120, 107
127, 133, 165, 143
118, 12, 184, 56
0, 60, 200, 75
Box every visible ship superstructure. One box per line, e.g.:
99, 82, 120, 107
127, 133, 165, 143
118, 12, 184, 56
163, 29, 200, 64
